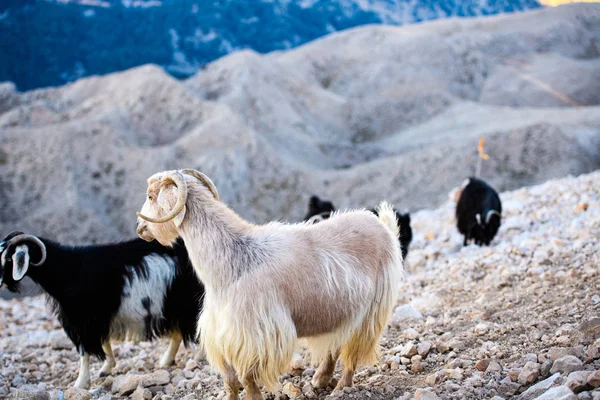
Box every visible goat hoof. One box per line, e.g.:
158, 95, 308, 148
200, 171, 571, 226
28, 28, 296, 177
73, 380, 90, 390
158, 360, 175, 368
99, 371, 109, 378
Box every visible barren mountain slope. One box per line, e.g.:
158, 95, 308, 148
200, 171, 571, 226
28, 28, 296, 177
1, 170, 598, 399
0, 4, 599, 243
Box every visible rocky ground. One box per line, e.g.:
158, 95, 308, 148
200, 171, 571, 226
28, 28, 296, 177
1, 170, 599, 400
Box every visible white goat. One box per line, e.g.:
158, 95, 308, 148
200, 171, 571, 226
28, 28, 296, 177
135, 169, 403, 400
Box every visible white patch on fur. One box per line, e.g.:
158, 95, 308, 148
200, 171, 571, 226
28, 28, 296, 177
475, 213, 482, 226
110, 254, 176, 341
74, 353, 90, 389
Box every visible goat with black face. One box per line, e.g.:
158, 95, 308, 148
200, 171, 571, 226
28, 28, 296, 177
0, 232, 204, 389
304, 195, 413, 259
455, 177, 502, 246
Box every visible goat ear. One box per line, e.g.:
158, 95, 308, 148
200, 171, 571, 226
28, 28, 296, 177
157, 184, 187, 226
12, 244, 30, 281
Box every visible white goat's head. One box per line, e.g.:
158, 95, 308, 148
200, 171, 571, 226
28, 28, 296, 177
136, 169, 219, 246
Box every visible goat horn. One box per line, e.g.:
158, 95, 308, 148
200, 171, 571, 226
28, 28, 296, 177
137, 171, 188, 224
486, 210, 501, 224
6, 234, 47, 267
181, 169, 219, 201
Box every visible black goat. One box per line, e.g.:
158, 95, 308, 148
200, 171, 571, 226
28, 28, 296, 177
304, 195, 336, 222
0, 232, 204, 389
455, 177, 502, 246
304, 196, 413, 259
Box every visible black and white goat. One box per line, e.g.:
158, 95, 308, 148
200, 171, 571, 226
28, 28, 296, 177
0, 232, 204, 389
304, 195, 413, 259
455, 177, 502, 246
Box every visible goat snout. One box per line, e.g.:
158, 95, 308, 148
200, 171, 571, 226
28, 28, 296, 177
136, 221, 153, 242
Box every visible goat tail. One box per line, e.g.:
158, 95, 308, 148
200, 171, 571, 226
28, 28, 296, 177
376, 201, 399, 239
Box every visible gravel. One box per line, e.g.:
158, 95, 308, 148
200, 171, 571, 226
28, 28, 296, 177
1, 171, 599, 399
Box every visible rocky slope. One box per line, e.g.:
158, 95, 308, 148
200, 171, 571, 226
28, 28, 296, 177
0, 4, 599, 245
1, 170, 599, 400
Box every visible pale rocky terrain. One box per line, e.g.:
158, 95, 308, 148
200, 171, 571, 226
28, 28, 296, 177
1, 170, 599, 400
0, 4, 599, 245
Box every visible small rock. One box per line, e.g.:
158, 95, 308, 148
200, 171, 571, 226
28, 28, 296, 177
436, 341, 450, 353
474, 323, 489, 335
447, 340, 465, 352
587, 371, 600, 388
549, 347, 585, 361
400, 342, 418, 358
414, 388, 441, 400
392, 305, 423, 323
532, 386, 577, 400
118, 375, 141, 396
418, 342, 432, 357
566, 371, 593, 393
164, 384, 176, 395
426, 373, 443, 386
282, 382, 302, 398
111, 376, 125, 394
403, 328, 419, 340
523, 354, 539, 364
551, 356, 584, 375
476, 359, 490, 372
520, 373, 561, 400
184, 360, 199, 371
17, 385, 51, 400
131, 386, 153, 400
411, 360, 424, 373
142, 370, 170, 387
443, 368, 464, 381
577, 392, 593, 400
487, 361, 503, 373
498, 381, 521, 397
519, 362, 541, 385
290, 353, 304, 370
541, 360, 554, 378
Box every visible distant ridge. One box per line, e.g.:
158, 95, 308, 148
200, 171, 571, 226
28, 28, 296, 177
0, 0, 541, 90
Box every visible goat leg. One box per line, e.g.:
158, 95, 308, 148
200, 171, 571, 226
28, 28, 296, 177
99, 341, 116, 377
223, 362, 242, 400
311, 351, 339, 388
334, 365, 355, 391
242, 373, 263, 400
159, 333, 182, 368
74, 350, 90, 389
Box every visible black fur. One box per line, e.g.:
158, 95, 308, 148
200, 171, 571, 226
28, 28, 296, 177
304, 195, 336, 221
370, 209, 412, 260
455, 177, 502, 246
0, 234, 203, 360
304, 196, 413, 259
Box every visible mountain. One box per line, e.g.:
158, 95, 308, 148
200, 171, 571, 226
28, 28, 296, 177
0, 4, 598, 244
0, 0, 541, 91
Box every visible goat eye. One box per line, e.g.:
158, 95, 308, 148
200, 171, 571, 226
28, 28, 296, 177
148, 195, 154, 201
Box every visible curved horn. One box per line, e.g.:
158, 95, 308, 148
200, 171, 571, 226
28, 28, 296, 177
6, 234, 47, 266
3, 231, 25, 242
486, 210, 501, 224
181, 169, 219, 201
137, 171, 188, 224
